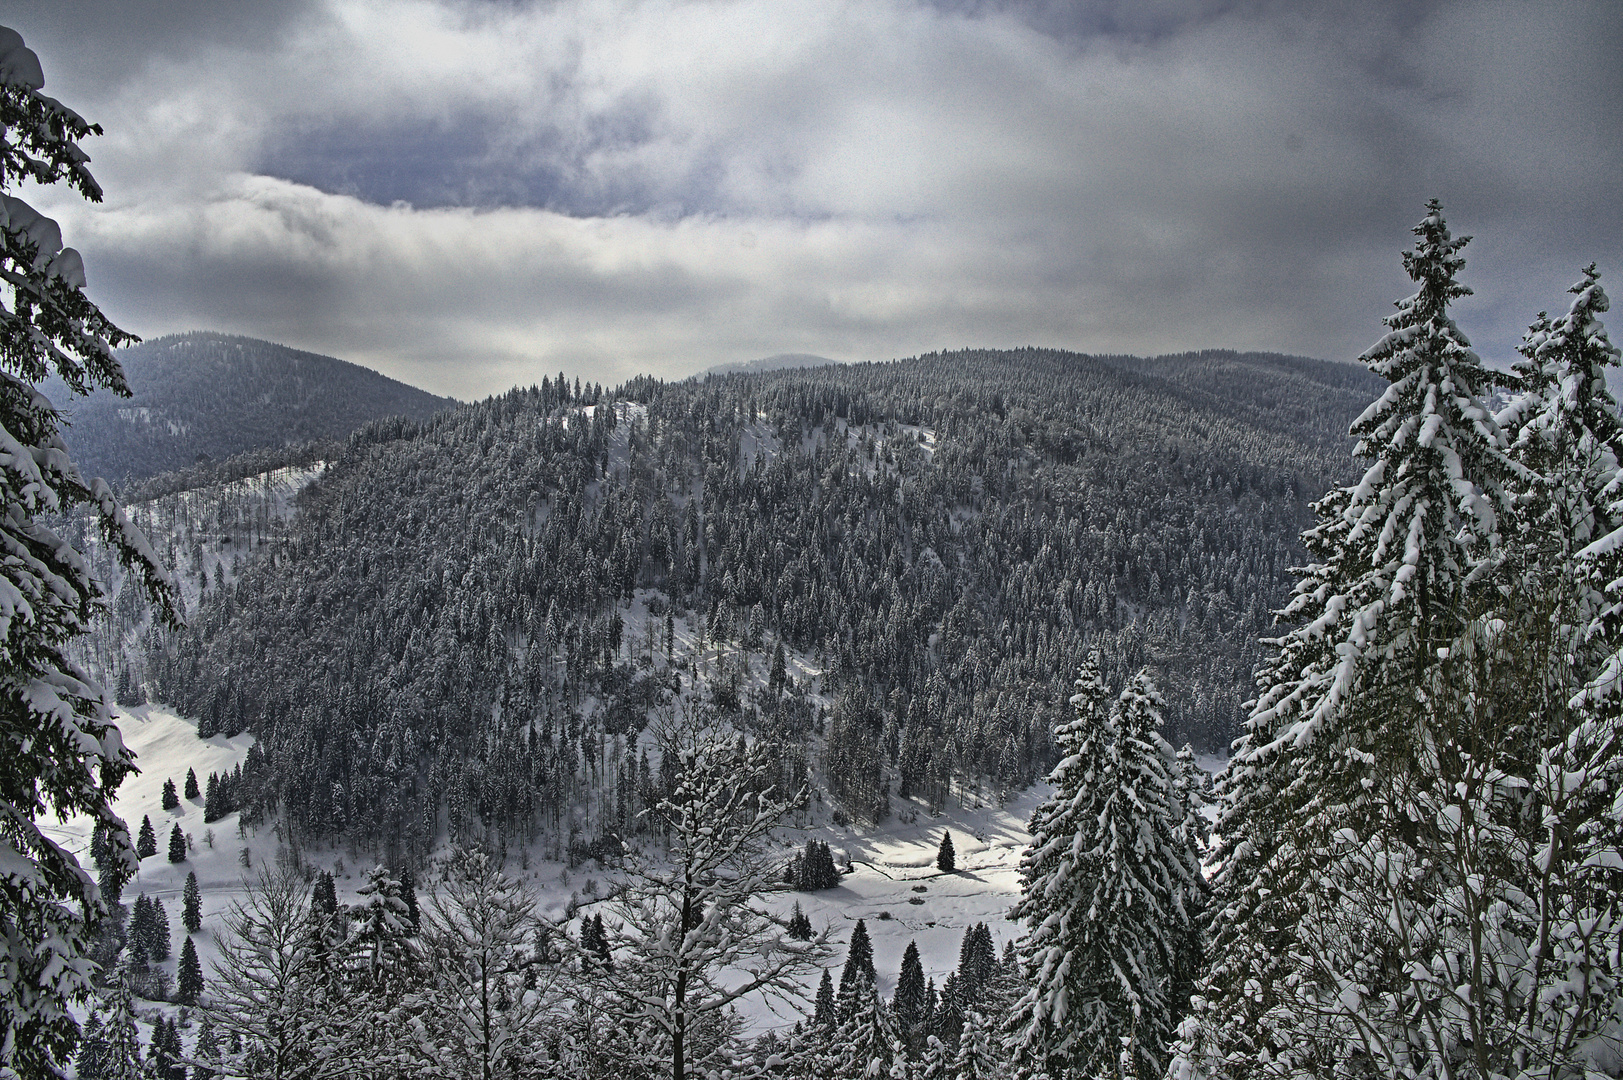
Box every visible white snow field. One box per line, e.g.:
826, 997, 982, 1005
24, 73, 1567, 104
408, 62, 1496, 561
44, 704, 1046, 1038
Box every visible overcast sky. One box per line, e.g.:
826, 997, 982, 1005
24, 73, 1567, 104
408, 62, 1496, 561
2, 0, 1618, 399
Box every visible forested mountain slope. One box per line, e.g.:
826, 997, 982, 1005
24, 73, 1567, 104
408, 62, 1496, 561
144, 347, 1380, 863
45, 332, 456, 483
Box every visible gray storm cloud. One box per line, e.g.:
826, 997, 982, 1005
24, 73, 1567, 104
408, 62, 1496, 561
1, 0, 1618, 398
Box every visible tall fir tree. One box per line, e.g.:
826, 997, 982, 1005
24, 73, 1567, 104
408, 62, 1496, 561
184, 767, 200, 801
894, 939, 928, 1051
1170, 203, 1572, 1079
935, 832, 955, 873
136, 815, 156, 859
182, 870, 202, 933
838, 918, 877, 1016
1010, 663, 1199, 1078
176, 936, 203, 1004
167, 823, 186, 863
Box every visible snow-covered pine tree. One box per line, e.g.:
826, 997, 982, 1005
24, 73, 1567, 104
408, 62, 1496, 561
935, 832, 955, 873
95, 980, 143, 1080
1170, 203, 1530, 1079
0, 24, 175, 1073
176, 935, 203, 1004
183, 870, 202, 933
834, 983, 900, 1079
185, 767, 200, 801
1512, 268, 1623, 1074
894, 939, 928, 1052
168, 823, 186, 862
347, 864, 414, 991
136, 814, 157, 858
951, 1010, 1004, 1080
1010, 655, 1198, 1076
838, 918, 877, 1016
162, 778, 179, 811
815, 969, 838, 1032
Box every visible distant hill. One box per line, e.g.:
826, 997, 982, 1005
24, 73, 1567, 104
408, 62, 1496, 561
44, 333, 457, 484
701, 352, 840, 377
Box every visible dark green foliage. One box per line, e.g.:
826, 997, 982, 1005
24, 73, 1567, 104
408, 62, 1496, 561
838, 918, 876, 1008
580, 913, 611, 970
814, 970, 837, 1031
161, 778, 178, 810
786, 839, 840, 890
787, 901, 813, 941
149, 897, 170, 962
894, 939, 927, 1048
956, 923, 997, 1004
203, 771, 223, 821
135, 815, 156, 859
167, 824, 185, 863
143, 348, 1373, 857
177, 936, 203, 1005
184, 767, 199, 800
936, 831, 955, 873
182, 871, 201, 934
147, 1015, 184, 1079
398, 865, 419, 933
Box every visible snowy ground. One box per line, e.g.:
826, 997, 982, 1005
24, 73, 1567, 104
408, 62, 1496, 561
43, 704, 1043, 1039
46, 696, 1218, 1049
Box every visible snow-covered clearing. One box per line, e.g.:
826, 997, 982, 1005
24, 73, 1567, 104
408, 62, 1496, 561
43, 702, 1043, 1039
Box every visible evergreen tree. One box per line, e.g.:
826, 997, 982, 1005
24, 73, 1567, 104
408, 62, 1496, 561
149, 897, 171, 961
74, 1009, 106, 1080
1010, 665, 1199, 1078
347, 864, 413, 991
835, 984, 899, 1079
0, 23, 173, 1073
183, 870, 202, 933
136, 815, 157, 859
894, 939, 928, 1052
838, 918, 877, 1013
398, 864, 420, 933
1170, 204, 1576, 1079
203, 772, 224, 822
167, 823, 186, 863
815, 969, 838, 1032
98, 981, 143, 1080
950, 1010, 1003, 1080
955, 923, 996, 1004
184, 767, 200, 801
177, 936, 204, 1004
128, 894, 154, 963
935, 832, 955, 873
787, 901, 813, 941
161, 777, 179, 811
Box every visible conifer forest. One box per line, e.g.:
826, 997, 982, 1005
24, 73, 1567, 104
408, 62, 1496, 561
3, 12, 1621, 1080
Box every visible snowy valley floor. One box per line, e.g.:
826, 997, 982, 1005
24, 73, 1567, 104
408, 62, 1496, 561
46, 705, 1054, 1039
